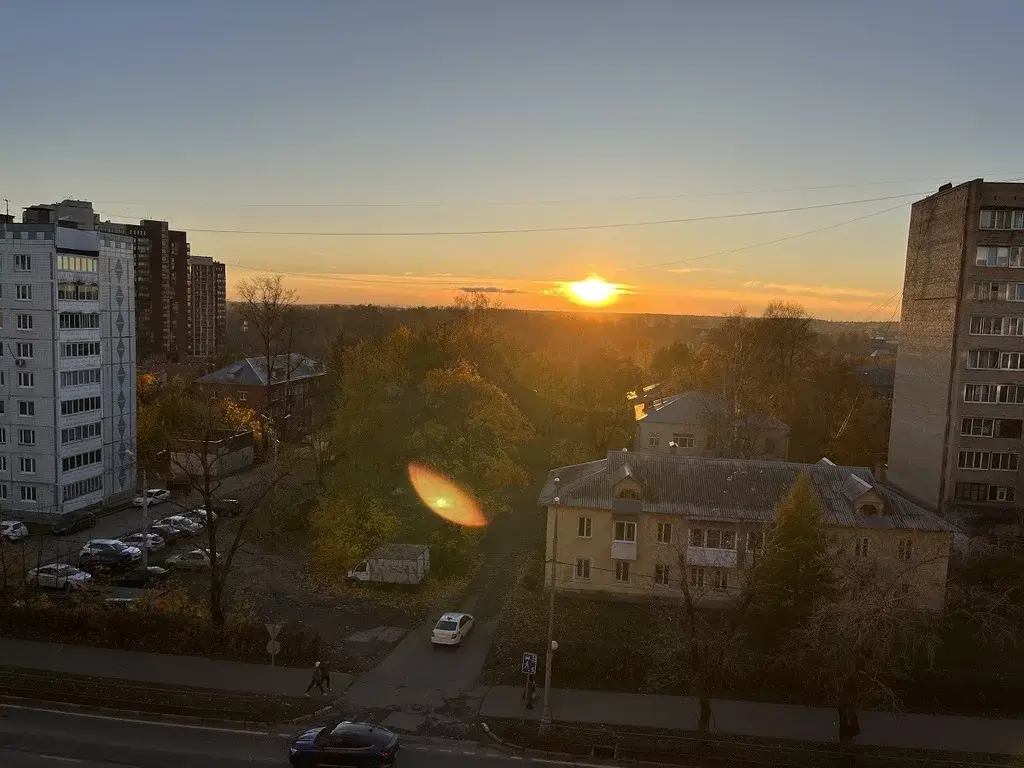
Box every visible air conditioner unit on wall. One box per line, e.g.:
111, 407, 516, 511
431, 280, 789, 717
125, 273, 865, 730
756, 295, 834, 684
14, 359, 26, 367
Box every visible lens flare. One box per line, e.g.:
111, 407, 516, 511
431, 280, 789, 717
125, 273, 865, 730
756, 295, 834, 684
408, 462, 488, 528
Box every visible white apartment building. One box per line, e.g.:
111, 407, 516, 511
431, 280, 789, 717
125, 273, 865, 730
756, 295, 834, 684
0, 222, 137, 519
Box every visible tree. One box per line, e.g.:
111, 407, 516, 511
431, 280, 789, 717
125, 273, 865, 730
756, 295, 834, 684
310, 494, 398, 576
758, 301, 815, 412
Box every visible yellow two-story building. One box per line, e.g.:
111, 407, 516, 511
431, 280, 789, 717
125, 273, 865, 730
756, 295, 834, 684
540, 450, 954, 610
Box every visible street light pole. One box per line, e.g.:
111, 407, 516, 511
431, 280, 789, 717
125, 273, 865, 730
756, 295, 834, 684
540, 479, 561, 733
141, 468, 149, 569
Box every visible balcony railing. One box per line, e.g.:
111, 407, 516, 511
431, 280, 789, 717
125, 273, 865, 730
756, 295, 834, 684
611, 540, 638, 561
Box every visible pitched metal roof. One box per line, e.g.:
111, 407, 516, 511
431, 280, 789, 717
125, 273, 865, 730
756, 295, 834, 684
856, 365, 896, 389
538, 451, 952, 533
197, 354, 325, 387
636, 390, 790, 432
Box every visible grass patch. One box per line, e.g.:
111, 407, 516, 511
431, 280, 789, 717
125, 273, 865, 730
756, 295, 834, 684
487, 718, 1018, 768
0, 666, 320, 723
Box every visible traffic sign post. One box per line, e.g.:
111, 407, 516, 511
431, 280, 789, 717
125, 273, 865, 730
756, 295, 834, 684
266, 624, 283, 666
522, 652, 537, 676
266, 623, 282, 640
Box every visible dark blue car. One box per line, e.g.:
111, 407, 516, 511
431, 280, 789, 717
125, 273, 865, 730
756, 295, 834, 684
289, 721, 400, 767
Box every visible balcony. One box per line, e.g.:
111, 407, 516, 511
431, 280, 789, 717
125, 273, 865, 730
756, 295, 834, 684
687, 547, 737, 568
611, 540, 637, 561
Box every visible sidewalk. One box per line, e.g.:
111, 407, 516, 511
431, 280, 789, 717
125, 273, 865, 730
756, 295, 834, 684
480, 685, 1024, 756
0, 637, 349, 698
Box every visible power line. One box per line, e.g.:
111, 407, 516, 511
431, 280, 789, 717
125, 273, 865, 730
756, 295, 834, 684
97, 191, 930, 237
88, 170, 1024, 208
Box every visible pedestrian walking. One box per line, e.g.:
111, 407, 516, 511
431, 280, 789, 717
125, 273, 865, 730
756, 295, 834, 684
305, 661, 325, 697
523, 678, 537, 710
322, 660, 332, 693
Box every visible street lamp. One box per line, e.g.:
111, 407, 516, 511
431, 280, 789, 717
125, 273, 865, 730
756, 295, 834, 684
260, 413, 291, 466
124, 449, 164, 569
540, 478, 561, 733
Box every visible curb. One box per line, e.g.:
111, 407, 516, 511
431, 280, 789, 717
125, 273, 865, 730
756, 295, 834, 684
480, 721, 684, 768
481, 721, 527, 753
283, 703, 334, 725
0, 695, 274, 730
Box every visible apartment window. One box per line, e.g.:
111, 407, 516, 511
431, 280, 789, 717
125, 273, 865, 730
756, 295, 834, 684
17, 372, 33, 388
957, 417, 1024, 438
898, 539, 913, 560
975, 282, 1004, 301
59, 313, 101, 330
855, 537, 869, 557
60, 369, 100, 387
18, 429, 35, 446
712, 569, 729, 589
614, 561, 630, 582
16, 314, 32, 330
657, 522, 673, 543
15, 285, 31, 301
977, 246, 1010, 267
18, 401, 34, 417
60, 396, 101, 416
997, 384, 1024, 404
61, 422, 101, 444
613, 520, 636, 542
62, 475, 103, 502
992, 452, 1019, 471
965, 384, 999, 403
0, 483, 6, 499
16, 342, 33, 359
238, 390, 248, 402
746, 531, 764, 551
954, 482, 989, 502
1001, 352, 1024, 370
980, 209, 1024, 230
968, 350, 1000, 369
62, 448, 102, 473
61, 342, 100, 358
654, 564, 671, 586
690, 528, 704, 547
574, 557, 591, 580
58, 254, 98, 272
690, 566, 705, 588
20, 486, 36, 502
672, 433, 695, 448
0, 457, 6, 471
0, 427, 5, 444
1010, 284, 1024, 302
704, 529, 736, 550
648, 430, 661, 448
990, 485, 1015, 502
13, 254, 30, 271
19, 457, 36, 474
577, 515, 592, 538
58, 283, 100, 301
618, 488, 640, 500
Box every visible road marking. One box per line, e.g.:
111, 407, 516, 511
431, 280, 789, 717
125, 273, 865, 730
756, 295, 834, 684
0, 703, 278, 737
36, 757, 84, 764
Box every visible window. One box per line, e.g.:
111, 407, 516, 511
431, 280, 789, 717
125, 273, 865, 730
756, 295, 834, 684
15, 285, 31, 301
60, 369, 100, 387
58, 283, 100, 301
17, 372, 33, 388
980, 209, 1024, 230
975, 282, 1004, 301
13, 254, 30, 271
62, 448, 102, 473
954, 482, 989, 501
701, 529, 736, 550
648, 430, 661, 448
614, 561, 630, 582
672, 433, 694, 448
654, 564, 671, 586
707, 529, 721, 548
855, 537, 869, 557
60, 396, 101, 416
617, 488, 640, 500
1001, 352, 1024, 370
0, 428, 5, 444
61, 422, 101, 444
898, 539, 912, 560
18, 401, 34, 417
16, 314, 32, 330
59, 313, 101, 330
965, 384, 998, 403
690, 527, 704, 547
238, 390, 248, 402
977, 246, 1010, 266
574, 557, 591, 580
0, 457, 6, 471
19, 457, 35, 474
712, 569, 729, 589
62, 475, 103, 502
18, 429, 35, 446
997, 384, 1024, 404
657, 522, 673, 543
613, 520, 636, 542
20, 486, 36, 502
0, 484, 6, 500
577, 516, 592, 538
958, 417, 1024, 437
690, 566, 705, 588
16, 342, 33, 359
968, 350, 1000, 369
58, 254, 98, 272
61, 342, 100, 358
746, 531, 764, 551
989, 485, 1015, 502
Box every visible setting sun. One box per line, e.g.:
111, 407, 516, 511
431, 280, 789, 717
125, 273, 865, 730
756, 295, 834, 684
567, 276, 621, 307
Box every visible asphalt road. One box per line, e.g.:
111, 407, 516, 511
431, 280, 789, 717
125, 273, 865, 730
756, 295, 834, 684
0, 706, 584, 768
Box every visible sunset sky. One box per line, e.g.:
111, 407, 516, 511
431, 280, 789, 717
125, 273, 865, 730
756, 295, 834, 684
3, 1, 1023, 319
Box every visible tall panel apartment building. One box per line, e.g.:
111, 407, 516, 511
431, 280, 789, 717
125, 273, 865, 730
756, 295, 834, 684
188, 256, 226, 358
0, 221, 137, 518
888, 179, 1024, 532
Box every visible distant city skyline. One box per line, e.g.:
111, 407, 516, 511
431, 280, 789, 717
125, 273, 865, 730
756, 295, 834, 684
4, 1, 1023, 319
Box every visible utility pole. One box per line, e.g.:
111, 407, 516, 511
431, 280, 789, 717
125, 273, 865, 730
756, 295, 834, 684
540, 478, 560, 733
141, 468, 149, 569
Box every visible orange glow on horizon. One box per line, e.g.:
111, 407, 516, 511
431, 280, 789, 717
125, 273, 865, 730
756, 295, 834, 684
566, 275, 622, 307
408, 462, 488, 528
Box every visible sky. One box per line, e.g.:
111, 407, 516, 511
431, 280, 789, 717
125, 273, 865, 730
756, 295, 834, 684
3, 0, 1023, 320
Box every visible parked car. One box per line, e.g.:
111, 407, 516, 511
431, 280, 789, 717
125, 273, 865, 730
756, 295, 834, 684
289, 722, 400, 768
132, 488, 171, 508
157, 515, 202, 537
120, 532, 166, 553
51, 510, 97, 536
431, 611, 474, 648
184, 508, 219, 529
26, 564, 92, 591
166, 549, 212, 571
211, 498, 241, 517
1, 520, 29, 542
150, 521, 184, 542
78, 539, 142, 571
116, 566, 171, 588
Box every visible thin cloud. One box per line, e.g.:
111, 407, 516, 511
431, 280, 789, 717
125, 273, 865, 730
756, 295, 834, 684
459, 286, 522, 294
666, 267, 738, 274
742, 280, 889, 299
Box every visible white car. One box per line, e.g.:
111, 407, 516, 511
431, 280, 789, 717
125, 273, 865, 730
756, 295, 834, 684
132, 488, 171, 507
26, 564, 92, 591
160, 515, 202, 536
1, 520, 29, 542
431, 612, 475, 647
187, 508, 219, 526
166, 549, 213, 571
120, 532, 166, 553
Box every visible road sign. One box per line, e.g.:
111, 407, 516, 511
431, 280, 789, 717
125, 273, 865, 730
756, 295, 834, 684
522, 652, 538, 675
266, 640, 281, 656
266, 623, 282, 640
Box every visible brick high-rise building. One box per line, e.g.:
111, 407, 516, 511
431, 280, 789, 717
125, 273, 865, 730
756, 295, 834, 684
888, 178, 1024, 532
188, 256, 226, 359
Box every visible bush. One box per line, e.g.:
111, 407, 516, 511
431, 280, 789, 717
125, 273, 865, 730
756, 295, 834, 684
0, 590, 322, 667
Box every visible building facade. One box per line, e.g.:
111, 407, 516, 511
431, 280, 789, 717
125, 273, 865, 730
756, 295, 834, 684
541, 451, 953, 610
888, 179, 1024, 531
188, 256, 226, 359
0, 222, 137, 519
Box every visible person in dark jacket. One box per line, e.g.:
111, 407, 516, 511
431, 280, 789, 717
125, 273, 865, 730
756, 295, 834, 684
321, 660, 332, 692
305, 661, 325, 696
